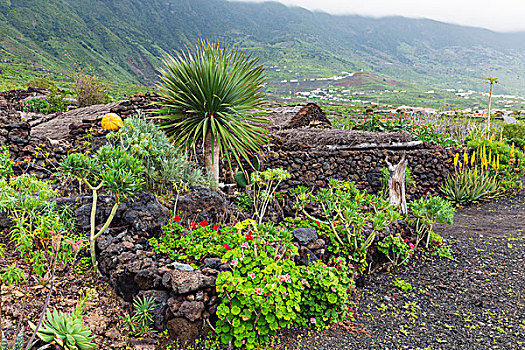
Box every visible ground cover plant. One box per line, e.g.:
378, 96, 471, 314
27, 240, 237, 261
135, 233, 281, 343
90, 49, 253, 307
215, 220, 354, 349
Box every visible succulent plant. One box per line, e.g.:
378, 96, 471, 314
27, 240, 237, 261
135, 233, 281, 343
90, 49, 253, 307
32, 309, 97, 350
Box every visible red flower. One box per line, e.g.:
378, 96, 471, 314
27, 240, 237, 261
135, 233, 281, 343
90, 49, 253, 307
199, 220, 208, 227
223, 244, 232, 251
191, 222, 197, 229
245, 233, 253, 241
213, 225, 219, 231
315, 220, 320, 227
173, 215, 182, 222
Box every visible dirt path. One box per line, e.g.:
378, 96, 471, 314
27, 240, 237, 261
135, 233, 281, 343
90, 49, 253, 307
280, 190, 525, 349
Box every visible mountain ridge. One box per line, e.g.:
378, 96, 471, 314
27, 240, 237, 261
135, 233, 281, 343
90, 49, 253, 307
1, 0, 524, 95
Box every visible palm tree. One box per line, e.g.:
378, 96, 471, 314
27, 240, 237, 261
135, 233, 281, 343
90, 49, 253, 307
485, 77, 499, 131
157, 41, 268, 183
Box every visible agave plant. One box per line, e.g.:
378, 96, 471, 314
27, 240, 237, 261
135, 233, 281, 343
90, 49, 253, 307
31, 309, 97, 350
158, 40, 268, 182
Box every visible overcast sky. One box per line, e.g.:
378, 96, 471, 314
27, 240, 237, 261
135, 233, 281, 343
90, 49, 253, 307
231, 0, 525, 32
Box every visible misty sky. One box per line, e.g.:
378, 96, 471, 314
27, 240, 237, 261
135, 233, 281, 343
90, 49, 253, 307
231, 0, 525, 32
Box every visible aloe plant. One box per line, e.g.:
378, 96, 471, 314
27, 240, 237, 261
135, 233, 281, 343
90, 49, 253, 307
1, 330, 24, 350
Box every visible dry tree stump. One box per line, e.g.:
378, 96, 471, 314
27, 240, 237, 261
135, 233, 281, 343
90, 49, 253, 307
385, 154, 408, 214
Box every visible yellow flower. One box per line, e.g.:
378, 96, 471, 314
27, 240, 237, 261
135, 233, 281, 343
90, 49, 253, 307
454, 153, 459, 168
463, 151, 468, 166
471, 151, 476, 167
497, 154, 500, 169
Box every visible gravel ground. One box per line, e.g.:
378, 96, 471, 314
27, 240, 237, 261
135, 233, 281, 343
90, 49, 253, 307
279, 189, 525, 350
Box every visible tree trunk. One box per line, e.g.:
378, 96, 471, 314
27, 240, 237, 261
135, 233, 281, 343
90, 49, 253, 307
204, 131, 220, 183
487, 84, 493, 131
385, 155, 408, 214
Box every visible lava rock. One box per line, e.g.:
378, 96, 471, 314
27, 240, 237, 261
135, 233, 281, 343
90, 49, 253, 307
172, 262, 194, 272
299, 247, 319, 266
292, 228, 318, 246
177, 187, 232, 224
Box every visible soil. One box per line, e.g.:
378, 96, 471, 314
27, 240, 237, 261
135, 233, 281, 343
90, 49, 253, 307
278, 189, 525, 349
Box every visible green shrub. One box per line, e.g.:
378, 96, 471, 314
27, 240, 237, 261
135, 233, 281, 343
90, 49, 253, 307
502, 123, 525, 140
291, 179, 402, 272
107, 114, 212, 193
23, 98, 49, 113
150, 220, 245, 264
47, 90, 68, 113
59, 146, 145, 271
0, 175, 79, 276
0, 144, 13, 181
408, 196, 455, 249
74, 73, 108, 107
507, 138, 525, 152
215, 229, 301, 349
119, 295, 156, 337
214, 221, 355, 348
296, 259, 354, 329
25, 77, 58, 91
378, 233, 414, 267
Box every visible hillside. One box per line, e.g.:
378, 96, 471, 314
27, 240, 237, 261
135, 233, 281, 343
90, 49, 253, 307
1, 0, 525, 95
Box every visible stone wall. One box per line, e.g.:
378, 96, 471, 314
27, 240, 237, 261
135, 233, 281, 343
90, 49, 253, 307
260, 142, 455, 200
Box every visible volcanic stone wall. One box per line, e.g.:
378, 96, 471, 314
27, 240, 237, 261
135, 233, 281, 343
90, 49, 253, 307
260, 142, 455, 199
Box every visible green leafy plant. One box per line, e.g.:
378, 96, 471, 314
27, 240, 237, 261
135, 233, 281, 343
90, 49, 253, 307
502, 123, 525, 140
0, 144, 13, 180
158, 40, 268, 182
296, 259, 354, 329
23, 98, 49, 113
393, 278, 413, 292
249, 168, 291, 223
151, 220, 245, 264
433, 244, 455, 260
378, 234, 414, 267
235, 193, 253, 213
31, 309, 97, 350
441, 166, 503, 206
408, 196, 455, 249
119, 295, 156, 337
0, 175, 79, 276
215, 223, 301, 349
0, 263, 26, 286
59, 146, 144, 271
292, 179, 402, 272
107, 113, 212, 193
